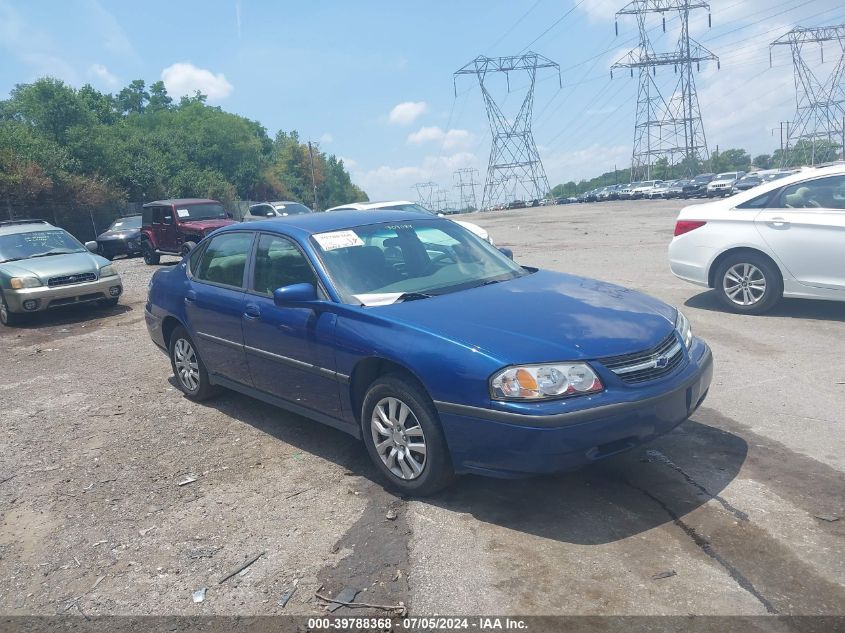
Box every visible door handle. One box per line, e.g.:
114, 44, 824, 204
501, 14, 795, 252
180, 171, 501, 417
243, 303, 261, 320
768, 217, 790, 228
184, 290, 197, 303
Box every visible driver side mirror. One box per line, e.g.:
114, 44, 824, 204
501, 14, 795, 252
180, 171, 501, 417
85, 241, 98, 253
273, 283, 320, 307
498, 247, 514, 260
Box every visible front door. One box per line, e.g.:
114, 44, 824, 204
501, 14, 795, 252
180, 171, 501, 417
185, 231, 255, 382
157, 206, 179, 252
242, 233, 342, 419
755, 174, 845, 293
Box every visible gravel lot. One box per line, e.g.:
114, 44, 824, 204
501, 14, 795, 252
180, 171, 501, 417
1, 199, 843, 619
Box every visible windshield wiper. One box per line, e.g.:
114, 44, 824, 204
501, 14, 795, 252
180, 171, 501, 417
29, 250, 80, 258
394, 291, 433, 303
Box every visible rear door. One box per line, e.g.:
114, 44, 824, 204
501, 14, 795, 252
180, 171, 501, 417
185, 231, 255, 383
754, 174, 845, 292
242, 233, 342, 418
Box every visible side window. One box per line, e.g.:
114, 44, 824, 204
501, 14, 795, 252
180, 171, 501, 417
777, 176, 845, 210
152, 207, 162, 224
252, 234, 318, 295
194, 232, 254, 288
187, 242, 206, 275
736, 192, 772, 209
162, 207, 174, 225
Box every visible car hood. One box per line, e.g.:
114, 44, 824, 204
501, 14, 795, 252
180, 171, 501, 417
708, 179, 735, 186
375, 270, 677, 363
180, 218, 236, 232
1, 251, 109, 280
98, 229, 140, 240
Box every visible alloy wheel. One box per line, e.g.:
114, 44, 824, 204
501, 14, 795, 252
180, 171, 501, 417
173, 338, 200, 392
723, 263, 766, 306
370, 396, 427, 480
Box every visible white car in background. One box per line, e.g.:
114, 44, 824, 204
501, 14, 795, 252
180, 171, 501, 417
324, 200, 495, 245
631, 180, 664, 199
669, 164, 845, 314
706, 171, 746, 197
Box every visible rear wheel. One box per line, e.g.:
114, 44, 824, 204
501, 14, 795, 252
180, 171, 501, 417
714, 252, 783, 315
361, 374, 455, 496
169, 326, 218, 401
0, 292, 25, 327
142, 240, 160, 265
180, 241, 197, 257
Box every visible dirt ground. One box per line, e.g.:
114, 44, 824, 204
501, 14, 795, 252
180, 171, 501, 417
1, 199, 843, 621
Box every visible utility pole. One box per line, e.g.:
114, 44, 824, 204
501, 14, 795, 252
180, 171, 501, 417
455, 53, 560, 209
413, 182, 438, 209
453, 168, 480, 212
611, 0, 718, 180
771, 25, 845, 167
308, 141, 319, 211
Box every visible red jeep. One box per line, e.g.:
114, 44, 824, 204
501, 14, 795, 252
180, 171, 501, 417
140, 198, 236, 265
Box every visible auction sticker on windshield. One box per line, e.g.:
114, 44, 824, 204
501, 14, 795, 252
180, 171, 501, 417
176, 209, 190, 218
313, 230, 364, 251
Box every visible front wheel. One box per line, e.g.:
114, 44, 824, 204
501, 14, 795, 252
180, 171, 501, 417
169, 326, 218, 401
714, 253, 783, 315
0, 292, 25, 327
142, 241, 160, 265
361, 374, 455, 496
180, 241, 197, 257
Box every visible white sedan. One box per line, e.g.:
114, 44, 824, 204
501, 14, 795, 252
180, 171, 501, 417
324, 200, 494, 244
669, 164, 845, 314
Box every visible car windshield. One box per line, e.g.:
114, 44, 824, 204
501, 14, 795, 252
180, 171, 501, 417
177, 203, 226, 221
716, 173, 737, 179
376, 203, 436, 216
107, 216, 141, 231
694, 175, 712, 182
273, 203, 311, 215
312, 219, 527, 306
0, 229, 86, 262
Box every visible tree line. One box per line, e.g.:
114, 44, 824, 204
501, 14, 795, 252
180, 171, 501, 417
551, 139, 844, 197
0, 77, 368, 231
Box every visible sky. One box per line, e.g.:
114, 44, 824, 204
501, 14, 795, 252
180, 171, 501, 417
1, 0, 844, 202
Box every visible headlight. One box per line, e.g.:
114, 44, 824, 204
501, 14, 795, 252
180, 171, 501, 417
99, 265, 117, 277
490, 363, 603, 400
675, 310, 693, 349
10, 276, 42, 289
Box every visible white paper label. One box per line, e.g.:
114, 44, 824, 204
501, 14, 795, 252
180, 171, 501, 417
176, 209, 190, 218
313, 230, 364, 251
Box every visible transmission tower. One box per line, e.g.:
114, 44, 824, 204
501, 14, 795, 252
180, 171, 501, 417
771, 25, 845, 166
434, 189, 451, 214
453, 168, 479, 211
612, 1, 718, 180
413, 181, 438, 209
454, 53, 560, 209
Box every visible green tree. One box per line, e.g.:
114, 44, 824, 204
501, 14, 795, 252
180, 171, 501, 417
116, 79, 149, 114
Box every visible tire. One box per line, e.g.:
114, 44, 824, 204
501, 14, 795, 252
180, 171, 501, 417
180, 241, 197, 257
142, 241, 160, 265
99, 297, 119, 308
0, 292, 25, 327
168, 326, 218, 401
361, 373, 455, 496
714, 252, 783, 315
98, 247, 114, 261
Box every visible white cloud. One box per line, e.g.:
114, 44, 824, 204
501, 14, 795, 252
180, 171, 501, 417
87, 63, 118, 88
319, 132, 334, 144
388, 101, 428, 125
407, 126, 475, 151
85, 0, 137, 59
161, 62, 233, 101
0, 0, 78, 83
353, 152, 480, 200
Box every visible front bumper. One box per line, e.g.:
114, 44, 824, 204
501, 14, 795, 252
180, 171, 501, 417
435, 340, 713, 477
4, 276, 123, 313
98, 237, 141, 257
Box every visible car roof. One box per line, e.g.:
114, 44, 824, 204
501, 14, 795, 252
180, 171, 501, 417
0, 219, 59, 236
324, 200, 420, 212
218, 209, 434, 238
143, 198, 220, 207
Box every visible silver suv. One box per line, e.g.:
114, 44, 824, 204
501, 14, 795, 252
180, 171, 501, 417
0, 220, 123, 326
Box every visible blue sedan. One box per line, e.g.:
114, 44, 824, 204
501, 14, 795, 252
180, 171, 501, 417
145, 210, 713, 495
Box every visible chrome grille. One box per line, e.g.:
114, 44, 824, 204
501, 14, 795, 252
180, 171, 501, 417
47, 272, 97, 287
600, 332, 685, 384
